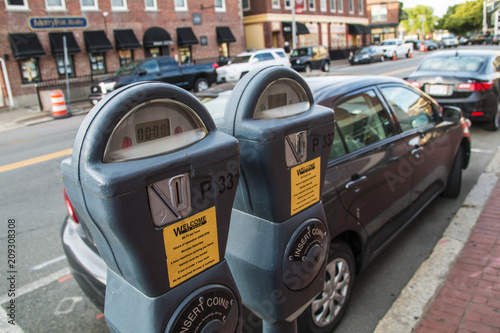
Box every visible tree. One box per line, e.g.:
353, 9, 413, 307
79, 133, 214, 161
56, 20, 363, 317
440, 0, 483, 35
399, 5, 438, 36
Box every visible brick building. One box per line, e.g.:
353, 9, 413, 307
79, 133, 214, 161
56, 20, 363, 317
0, 0, 246, 109
366, 0, 400, 44
242, 0, 369, 57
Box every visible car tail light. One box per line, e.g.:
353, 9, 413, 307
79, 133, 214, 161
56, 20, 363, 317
407, 80, 421, 89
457, 81, 493, 91
212, 63, 219, 69
63, 188, 79, 224
471, 111, 484, 116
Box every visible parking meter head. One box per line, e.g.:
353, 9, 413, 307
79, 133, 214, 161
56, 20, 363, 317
222, 66, 335, 221
61, 81, 240, 297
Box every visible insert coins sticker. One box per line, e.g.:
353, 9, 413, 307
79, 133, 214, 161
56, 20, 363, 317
291, 157, 321, 215
163, 206, 219, 288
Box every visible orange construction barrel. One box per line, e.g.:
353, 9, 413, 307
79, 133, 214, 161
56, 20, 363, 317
50, 90, 69, 119
419, 43, 428, 52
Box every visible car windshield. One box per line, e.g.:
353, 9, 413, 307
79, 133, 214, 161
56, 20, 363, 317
381, 41, 395, 46
291, 48, 311, 57
355, 48, 371, 54
231, 55, 251, 64
418, 56, 485, 72
114, 61, 141, 76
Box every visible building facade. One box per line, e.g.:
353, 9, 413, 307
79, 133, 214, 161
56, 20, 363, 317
366, 0, 400, 44
241, 0, 369, 56
0, 0, 246, 108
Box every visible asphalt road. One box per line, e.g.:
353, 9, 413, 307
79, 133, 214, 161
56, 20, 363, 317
0, 46, 499, 333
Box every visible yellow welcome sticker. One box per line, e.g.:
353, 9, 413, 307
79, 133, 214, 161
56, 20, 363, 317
163, 206, 219, 288
291, 157, 321, 215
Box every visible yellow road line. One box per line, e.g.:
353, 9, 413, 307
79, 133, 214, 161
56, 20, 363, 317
3, 138, 35, 146
0, 148, 73, 173
381, 66, 418, 76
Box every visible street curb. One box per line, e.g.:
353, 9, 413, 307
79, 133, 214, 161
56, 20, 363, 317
373, 146, 500, 333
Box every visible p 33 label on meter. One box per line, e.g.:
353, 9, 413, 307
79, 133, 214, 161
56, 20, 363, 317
163, 206, 220, 288
290, 157, 321, 215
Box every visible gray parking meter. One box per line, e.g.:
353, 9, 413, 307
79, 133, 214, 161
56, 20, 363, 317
220, 66, 334, 332
61, 81, 242, 333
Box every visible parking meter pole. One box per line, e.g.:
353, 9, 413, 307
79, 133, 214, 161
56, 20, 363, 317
61, 82, 242, 333
221, 66, 335, 333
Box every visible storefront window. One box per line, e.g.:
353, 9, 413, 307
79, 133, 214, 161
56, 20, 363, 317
179, 46, 192, 64
218, 43, 229, 59
18, 58, 41, 84
118, 50, 133, 67
55, 55, 75, 78
145, 47, 167, 58
89, 53, 106, 74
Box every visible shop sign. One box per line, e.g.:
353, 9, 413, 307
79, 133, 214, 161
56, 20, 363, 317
29, 17, 88, 30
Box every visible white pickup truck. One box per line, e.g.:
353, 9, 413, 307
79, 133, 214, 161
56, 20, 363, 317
379, 39, 413, 60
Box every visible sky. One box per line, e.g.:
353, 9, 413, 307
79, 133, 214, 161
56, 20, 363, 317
400, 0, 469, 17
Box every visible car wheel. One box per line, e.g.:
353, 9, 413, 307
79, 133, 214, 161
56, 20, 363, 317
297, 240, 355, 333
483, 104, 500, 131
194, 78, 210, 92
322, 61, 330, 72
442, 148, 463, 198
305, 63, 312, 73
406, 50, 411, 58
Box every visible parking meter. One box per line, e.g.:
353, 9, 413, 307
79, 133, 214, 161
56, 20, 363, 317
61, 81, 242, 333
220, 66, 334, 332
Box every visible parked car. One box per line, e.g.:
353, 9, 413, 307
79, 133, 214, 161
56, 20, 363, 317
405, 39, 421, 50
290, 45, 331, 72
459, 36, 469, 45
88, 56, 217, 105
379, 38, 413, 59
61, 74, 471, 332
422, 40, 438, 51
441, 35, 459, 48
216, 48, 290, 82
349, 46, 384, 64
405, 50, 500, 131
486, 34, 500, 45
468, 34, 488, 45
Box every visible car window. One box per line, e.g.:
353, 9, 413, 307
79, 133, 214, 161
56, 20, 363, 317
254, 53, 275, 62
380, 86, 436, 132
140, 60, 159, 73
418, 56, 485, 72
231, 55, 251, 64
330, 90, 395, 159
275, 50, 287, 58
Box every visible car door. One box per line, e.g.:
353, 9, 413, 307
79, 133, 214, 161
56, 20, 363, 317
158, 57, 185, 87
379, 85, 451, 207
323, 88, 413, 252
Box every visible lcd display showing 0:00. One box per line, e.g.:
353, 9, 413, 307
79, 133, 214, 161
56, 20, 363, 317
135, 119, 170, 143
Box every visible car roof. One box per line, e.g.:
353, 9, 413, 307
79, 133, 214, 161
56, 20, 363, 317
306, 75, 405, 103
236, 48, 286, 56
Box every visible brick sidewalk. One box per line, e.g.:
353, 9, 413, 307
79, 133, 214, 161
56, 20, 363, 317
415, 179, 500, 333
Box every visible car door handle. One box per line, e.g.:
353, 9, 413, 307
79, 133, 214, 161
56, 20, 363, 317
345, 176, 367, 191
411, 146, 424, 158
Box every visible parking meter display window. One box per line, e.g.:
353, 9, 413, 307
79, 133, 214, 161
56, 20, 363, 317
163, 206, 220, 288
103, 99, 207, 162
253, 78, 310, 120
290, 157, 321, 215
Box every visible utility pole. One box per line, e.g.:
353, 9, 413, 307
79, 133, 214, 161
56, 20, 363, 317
419, 15, 426, 39
483, 0, 488, 34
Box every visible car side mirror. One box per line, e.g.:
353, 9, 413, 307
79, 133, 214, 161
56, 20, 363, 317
137, 68, 147, 76
442, 105, 462, 122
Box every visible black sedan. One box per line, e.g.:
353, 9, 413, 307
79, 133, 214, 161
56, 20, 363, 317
406, 50, 500, 131
349, 46, 384, 65
61, 75, 471, 332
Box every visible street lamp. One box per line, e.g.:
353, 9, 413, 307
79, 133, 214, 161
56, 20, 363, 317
103, 11, 108, 33
419, 15, 426, 39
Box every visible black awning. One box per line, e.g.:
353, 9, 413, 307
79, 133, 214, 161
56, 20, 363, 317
367, 23, 399, 29
49, 32, 81, 55
143, 27, 173, 47
114, 29, 141, 50
216, 26, 236, 44
348, 24, 370, 35
177, 27, 199, 46
9, 33, 46, 59
282, 22, 310, 35
83, 30, 113, 53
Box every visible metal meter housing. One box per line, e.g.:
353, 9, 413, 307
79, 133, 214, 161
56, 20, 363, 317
61, 81, 241, 333
221, 66, 334, 328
